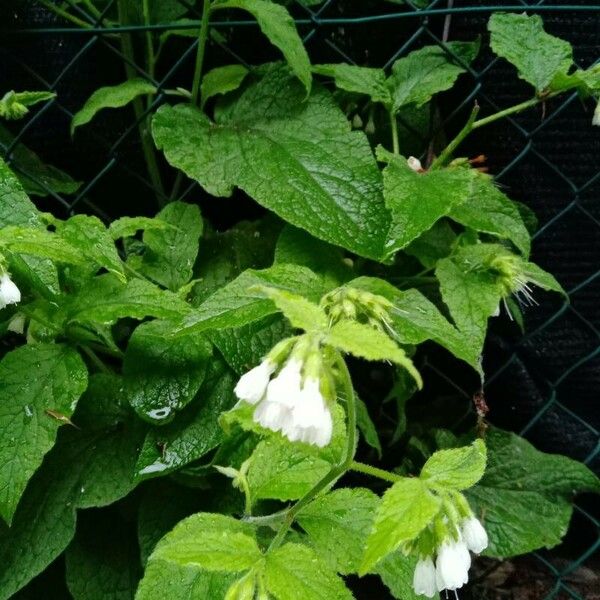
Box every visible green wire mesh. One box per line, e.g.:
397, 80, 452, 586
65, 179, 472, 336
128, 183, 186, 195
2, 1, 599, 598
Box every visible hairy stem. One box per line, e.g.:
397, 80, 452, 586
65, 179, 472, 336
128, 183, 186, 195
116, 0, 165, 205
350, 461, 402, 483
430, 103, 480, 169
267, 351, 357, 551
389, 109, 400, 155
190, 0, 212, 106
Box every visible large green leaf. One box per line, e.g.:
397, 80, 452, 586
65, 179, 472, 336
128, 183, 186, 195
214, 0, 311, 92
379, 148, 477, 256
467, 429, 600, 559
360, 478, 442, 574
0, 343, 88, 524
149, 512, 260, 572
388, 42, 478, 113
66, 509, 141, 600
135, 359, 237, 479
141, 201, 203, 292
488, 13, 572, 92
123, 319, 212, 424
152, 67, 389, 259
0, 374, 144, 599
59, 214, 126, 281
265, 543, 353, 600
71, 79, 157, 133
297, 488, 380, 574
180, 264, 328, 334
64, 274, 190, 325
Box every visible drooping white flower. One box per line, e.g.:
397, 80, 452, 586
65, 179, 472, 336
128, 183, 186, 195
435, 539, 470, 591
253, 360, 302, 433
234, 360, 276, 405
461, 516, 488, 554
285, 377, 333, 448
413, 557, 437, 598
0, 273, 21, 308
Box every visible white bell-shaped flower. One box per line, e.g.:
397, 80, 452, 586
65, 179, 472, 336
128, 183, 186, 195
253, 360, 302, 433
0, 273, 21, 308
435, 539, 470, 591
285, 378, 332, 448
234, 360, 276, 405
413, 557, 437, 598
461, 516, 488, 554
407, 156, 423, 172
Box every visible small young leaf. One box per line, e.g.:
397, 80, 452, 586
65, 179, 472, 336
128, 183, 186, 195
201, 64, 249, 107
313, 64, 391, 105
265, 543, 353, 600
421, 438, 487, 490
326, 319, 423, 388
141, 201, 203, 292
123, 319, 212, 425
214, 0, 311, 92
257, 287, 328, 332
388, 42, 478, 113
150, 513, 261, 572
467, 429, 600, 558
0, 90, 55, 120
488, 13, 572, 92
109, 216, 174, 240
297, 488, 380, 574
71, 79, 157, 133
361, 478, 442, 574
449, 173, 531, 256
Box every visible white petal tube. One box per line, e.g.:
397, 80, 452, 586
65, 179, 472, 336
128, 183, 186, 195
0, 274, 21, 306
413, 557, 437, 598
435, 540, 470, 591
234, 360, 275, 405
461, 517, 489, 554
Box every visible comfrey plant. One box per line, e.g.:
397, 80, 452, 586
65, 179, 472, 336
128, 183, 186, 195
0, 3, 599, 599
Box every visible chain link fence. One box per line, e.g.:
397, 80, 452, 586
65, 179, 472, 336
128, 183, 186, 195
2, 1, 599, 598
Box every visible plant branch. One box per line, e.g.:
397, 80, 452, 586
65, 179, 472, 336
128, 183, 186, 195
79, 344, 112, 373
38, 0, 92, 29
350, 461, 402, 483
116, 0, 165, 206
430, 103, 479, 169
267, 351, 358, 552
190, 0, 212, 106
389, 109, 400, 155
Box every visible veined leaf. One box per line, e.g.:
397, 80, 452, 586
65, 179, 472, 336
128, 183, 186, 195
360, 478, 442, 574
488, 13, 572, 92
467, 429, 600, 558
0, 344, 88, 524
109, 216, 174, 240
201, 64, 249, 107
213, 0, 311, 92
257, 286, 328, 332
152, 66, 389, 259
71, 79, 157, 133
313, 64, 390, 105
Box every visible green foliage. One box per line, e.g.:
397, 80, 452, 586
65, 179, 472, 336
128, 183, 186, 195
0, 10, 597, 600
467, 429, 600, 558
71, 79, 157, 133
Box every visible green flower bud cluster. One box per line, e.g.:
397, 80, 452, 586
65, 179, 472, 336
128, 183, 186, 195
320, 286, 396, 336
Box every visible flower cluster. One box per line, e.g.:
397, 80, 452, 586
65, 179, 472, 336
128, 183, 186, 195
234, 337, 333, 448
320, 286, 397, 337
0, 271, 21, 309
412, 513, 488, 597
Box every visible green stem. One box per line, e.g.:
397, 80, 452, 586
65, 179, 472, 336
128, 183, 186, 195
430, 103, 480, 169
472, 96, 548, 129
142, 0, 156, 81
190, 0, 212, 106
79, 345, 111, 373
350, 461, 402, 483
38, 0, 92, 28
240, 476, 253, 517
267, 351, 357, 552
389, 109, 399, 155
116, 0, 165, 206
